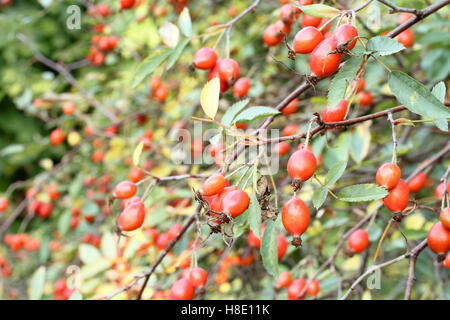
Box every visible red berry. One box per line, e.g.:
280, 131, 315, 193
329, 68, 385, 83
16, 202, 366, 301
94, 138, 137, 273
310, 38, 342, 78
301, 14, 322, 28
150, 76, 162, 90
38, 202, 53, 219
440, 207, 450, 229
350, 78, 365, 93
444, 253, 450, 269
276, 271, 293, 289
233, 77, 251, 98
282, 124, 299, 136
306, 279, 320, 296
156, 232, 171, 251
201, 173, 226, 196
120, 0, 135, 10
383, 179, 410, 213
62, 102, 76, 115
194, 48, 218, 70
359, 91, 373, 106
211, 186, 238, 213
279, 4, 299, 25
334, 24, 358, 50
154, 85, 169, 102
287, 278, 306, 300
348, 229, 369, 253
263, 24, 284, 46
96, 3, 110, 17
397, 29, 414, 48
221, 190, 250, 218
287, 149, 317, 181
218, 58, 240, 83
128, 167, 143, 183
398, 13, 413, 24
282, 98, 299, 114
275, 142, 290, 156
118, 201, 145, 231
189, 267, 208, 288
113, 181, 137, 199
407, 172, 427, 193
168, 224, 183, 240
282, 196, 310, 237
208, 60, 231, 92
427, 222, 450, 254
376, 163, 401, 190
50, 128, 65, 146
247, 226, 264, 249
435, 182, 450, 199
170, 278, 195, 300
0, 198, 8, 212
293, 26, 323, 54
322, 99, 349, 123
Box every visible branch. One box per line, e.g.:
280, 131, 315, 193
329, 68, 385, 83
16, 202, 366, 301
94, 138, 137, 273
377, 0, 422, 15
341, 238, 427, 300
404, 239, 428, 299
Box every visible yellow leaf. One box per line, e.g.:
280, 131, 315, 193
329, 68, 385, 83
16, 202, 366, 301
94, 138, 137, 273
159, 21, 179, 48
200, 77, 220, 119
404, 213, 425, 230
133, 142, 144, 167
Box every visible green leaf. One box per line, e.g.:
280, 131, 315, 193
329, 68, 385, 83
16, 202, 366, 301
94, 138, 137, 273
388, 70, 450, 120
178, 7, 192, 38
233, 106, 280, 124
313, 187, 328, 209
100, 232, 117, 260
296, 4, 340, 18
325, 160, 347, 186
350, 122, 371, 163
328, 56, 364, 109
57, 210, 72, 235
248, 192, 262, 240
431, 82, 448, 131
338, 184, 388, 202
221, 98, 250, 126
260, 219, 279, 277
147, 206, 168, 226
81, 200, 99, 216
28, 266, 46, 300
69, 291, 83, 300
131, 48, 172, 88
166, 38, 190, 70
366, 36, 405, 56
79, 244, 102, 265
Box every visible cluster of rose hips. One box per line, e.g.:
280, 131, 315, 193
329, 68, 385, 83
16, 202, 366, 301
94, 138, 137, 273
428, 205, 450, 263
82, 233, 102, 248
4, 233, 40, 252
376, 162, 410, 213
23, 185, 59, 220
149, 76, 169, 102
201, 173, 250, 222
169, 266, 208, 300
87, 34, 119, 66
276, 271, 320, 300
193, 47, 251, 98
113, 180, 146, 232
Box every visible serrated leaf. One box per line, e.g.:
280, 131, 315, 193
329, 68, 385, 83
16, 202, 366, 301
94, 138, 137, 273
296, 4, 340, 18
328, 56, 364, 108
366, 36, 405, 56
233, 106, 280, 124
132, 49, 172, 88
338, 184, 388, 202
79, 244, 102, 265
313, 187, 328, 209
260, 219, 279, 277
388, 71, 450, 120
159, 21, 179, 48
221, 98, 250, 126
178, 7, 192, 38
431, 82, 448, 131
133, 142, 144, 167
200, 77, 220, 119
248, 192, 262, 240
325, 160, 347, 186
166, 38, 190, 70
28, 266, 46, 300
